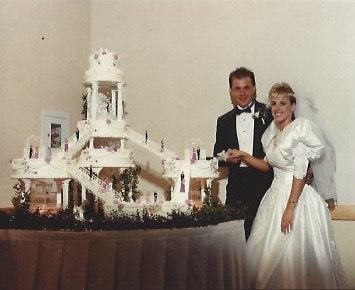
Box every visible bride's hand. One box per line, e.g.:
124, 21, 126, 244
281, 207, 295, 234
226, 149, 247, 164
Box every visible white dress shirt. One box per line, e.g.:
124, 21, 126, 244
236, 102, 255, 167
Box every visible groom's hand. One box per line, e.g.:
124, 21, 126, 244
226, 149, 241, 164
325, 198, 336, 211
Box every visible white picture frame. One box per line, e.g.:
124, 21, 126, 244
41, 110, 69, 152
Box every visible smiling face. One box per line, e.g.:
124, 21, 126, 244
230, 77, 256, 108
271, 95, 295, 129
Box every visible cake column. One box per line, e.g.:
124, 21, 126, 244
200, 179, 205, 199
55, 179, 62, 207
56, 192, 62, 207
91, 81, 98, 119
81, 185, 87, 202
120, 139, 125, 149
86, 87, 92, 120
62, 179, 71, 208
117, 82, 124, 120
111, 89, 117, 118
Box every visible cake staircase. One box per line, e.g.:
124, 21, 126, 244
65, 124, 93, 159
67, 161, 123, 207
48, 124, 93, 164
126, 128, 178, 160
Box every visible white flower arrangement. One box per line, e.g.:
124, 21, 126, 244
216, 150, 227, 162
252, 107, 268, 125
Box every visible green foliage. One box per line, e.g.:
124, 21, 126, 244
11, 181, 31, 212
4, 176, 246, 231
203, 186, 222, 208
120, 168, 140, 202
0, 202, 246, 231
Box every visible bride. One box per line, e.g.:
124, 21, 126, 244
228, 83, 346, 289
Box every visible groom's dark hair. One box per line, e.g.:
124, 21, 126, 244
229, 67, 256, 88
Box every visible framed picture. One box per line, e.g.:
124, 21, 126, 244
41, 110, 69, 151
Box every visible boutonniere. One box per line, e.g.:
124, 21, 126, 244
252, 107, 268, 125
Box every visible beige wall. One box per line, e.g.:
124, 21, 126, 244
91, 0, 355, 204
333, 220, 355, 288
0, 0, 91, 206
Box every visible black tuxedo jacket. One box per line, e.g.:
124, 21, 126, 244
213, 100, 273, 205
213, 100, 272, 161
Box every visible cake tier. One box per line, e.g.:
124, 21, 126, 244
78, 148, 134, 168
84, 48, 123, 83
11, 158, 70, 179
163, 159, 219, 179
77, 119, 127, 138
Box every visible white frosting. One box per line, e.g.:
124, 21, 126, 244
84, 48, 123, 83
163, 158, 218, 179
78, 119, 126, 138
78, 148, 134, 168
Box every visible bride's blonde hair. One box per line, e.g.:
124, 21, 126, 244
268, 82, 296, 105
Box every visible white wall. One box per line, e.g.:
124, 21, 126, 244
0, 0, 91, 206
91, 0, 355, 204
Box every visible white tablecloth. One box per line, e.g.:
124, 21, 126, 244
0, 220, 250, 290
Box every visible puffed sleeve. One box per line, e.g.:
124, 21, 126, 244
280, 118, 324, 179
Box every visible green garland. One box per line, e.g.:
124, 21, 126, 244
0, 203, 246, 231
5, 177, 246, 231
2, 186, 246, 231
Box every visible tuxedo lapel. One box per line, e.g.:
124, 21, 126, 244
231, 109, 239, 149
252, 101, 268, 157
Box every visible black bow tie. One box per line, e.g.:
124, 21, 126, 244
235, 103, 253, 115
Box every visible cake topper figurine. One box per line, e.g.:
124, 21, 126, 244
191, 146, 197, 163
160, 140, 164, 152
64, 138, 68, 152
29, 145, 33, 159
180, 171, 185, 193
34, 146, 39, 159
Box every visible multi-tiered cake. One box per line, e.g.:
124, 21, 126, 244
11, 49, 219, 215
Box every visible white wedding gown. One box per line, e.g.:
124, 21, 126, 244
247, 118, 346, 289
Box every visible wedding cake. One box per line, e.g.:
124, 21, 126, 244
11, 49, 219, 215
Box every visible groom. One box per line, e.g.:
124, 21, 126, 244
213, 67, 273, 239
